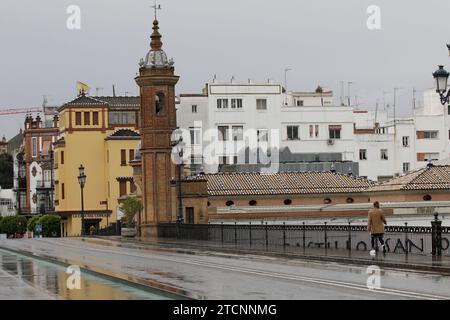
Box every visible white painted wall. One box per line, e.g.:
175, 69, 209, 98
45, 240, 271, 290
177, 81, 450, 182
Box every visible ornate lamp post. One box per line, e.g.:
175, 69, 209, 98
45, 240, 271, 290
170, 134, 185, 225
432, 45, 450, 106
77, 165, 87, 236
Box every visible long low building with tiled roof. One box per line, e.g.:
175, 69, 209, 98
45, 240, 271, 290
180, 167, 450, 222
188, 171, 374, 197
368, 165, 450, 192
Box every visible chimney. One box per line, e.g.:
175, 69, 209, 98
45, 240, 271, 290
36, 114, 42, 128
202, 83, 209, 96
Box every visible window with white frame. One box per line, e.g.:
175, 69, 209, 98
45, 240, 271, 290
380, 149, 389, 160
424, 153, 439, 161
218, 126, 229, 141
328, 125, 342, 139
217, 99, 228, 109
359, 149, 367, 161
257, 129, 268, 142
403, 162, 410, 173
256, 99, 267, 110
231, 99, 243, 109
0, 198, 13, 210
32, 138, 37, 158
402, 136, 410, 147
309, 125, 319, 138
190, 127, 201, 145
232, 126, 244, 141
219, 156, 228, 165
192, 105, 198, 113
423, 131, 438, 139
296, 100, 304, 107
287, 126, 300, 140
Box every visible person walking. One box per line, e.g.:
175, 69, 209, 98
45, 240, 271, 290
368, 201, 387, 255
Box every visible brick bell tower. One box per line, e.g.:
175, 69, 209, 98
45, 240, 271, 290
135, 17, 179, 237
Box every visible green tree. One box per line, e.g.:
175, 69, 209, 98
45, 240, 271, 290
27, 214, 43, 232
0, 216, 27, 236
39, 215, 61, 237
120, 197, 143, 227
0, 153, 13, 189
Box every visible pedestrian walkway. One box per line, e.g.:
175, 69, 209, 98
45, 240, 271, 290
95, 236, 450, 275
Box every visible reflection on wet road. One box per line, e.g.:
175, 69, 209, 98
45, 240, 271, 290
0, 249, 174, 300
3, 238, 450, 300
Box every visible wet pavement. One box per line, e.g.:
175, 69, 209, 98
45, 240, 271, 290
0, 248, 176, 300
117, 236, 450, 273
1, 238, 450, 300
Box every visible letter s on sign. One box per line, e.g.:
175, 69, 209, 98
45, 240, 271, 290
366, 5, 381, 30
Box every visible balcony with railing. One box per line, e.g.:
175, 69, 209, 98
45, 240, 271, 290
36, 180, 54, 189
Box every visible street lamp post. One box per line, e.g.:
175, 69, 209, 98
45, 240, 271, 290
170, 135, 184, 225
432, 45, 450, 106
433, 65, 450, 106
77, 165, 87, 236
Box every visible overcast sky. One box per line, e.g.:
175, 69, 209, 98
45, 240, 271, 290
0, 0, 449, 138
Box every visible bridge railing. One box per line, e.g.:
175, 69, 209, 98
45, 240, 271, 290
157, 223, 449, 257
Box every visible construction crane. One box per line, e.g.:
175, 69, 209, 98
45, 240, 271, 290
0, 107, 42, 116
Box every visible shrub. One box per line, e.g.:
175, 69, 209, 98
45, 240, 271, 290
39, 215, 61, 237
0, 216, 27, 237
27, 214, 43, 232
120, 197, 143, 228
0, 216, 3, 233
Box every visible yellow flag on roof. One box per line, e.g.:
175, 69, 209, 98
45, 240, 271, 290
76, 81, 90, 96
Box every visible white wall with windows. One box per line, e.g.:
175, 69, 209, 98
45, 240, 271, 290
177, 81, 450, 181
0, 187, 15, 217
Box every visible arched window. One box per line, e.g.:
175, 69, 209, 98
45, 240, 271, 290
423, 195, 432, 201
284, 199, 292, 205
324, 198, 332, 204
346, 198, 355, 204
249, 200, 257, 206
226, 200, 234, 207
155, 92, 165, 115
207, 201, 211, 207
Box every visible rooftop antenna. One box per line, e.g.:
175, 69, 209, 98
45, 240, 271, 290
339, 81, 344, 106
42, 95, 48, 108
284, 67, 292, 106
412, 88, 417, 110
382, 90, 390, 111
375, 99, 379, 125
347, 81, 353, 107
151, 0, 162, 20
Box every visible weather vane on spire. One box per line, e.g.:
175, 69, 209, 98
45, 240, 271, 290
151, 1, 162, 21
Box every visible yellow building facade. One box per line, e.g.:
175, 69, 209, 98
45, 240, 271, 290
54, 95, 140, 236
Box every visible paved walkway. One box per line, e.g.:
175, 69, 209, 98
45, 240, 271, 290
101, 236, 450, 274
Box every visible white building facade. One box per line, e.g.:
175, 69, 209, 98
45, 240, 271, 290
177, 79, 450, 182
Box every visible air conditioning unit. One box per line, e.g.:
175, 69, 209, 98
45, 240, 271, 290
327, 139, 335, 145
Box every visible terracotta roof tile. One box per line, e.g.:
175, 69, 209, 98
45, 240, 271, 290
368, 165, 450, 192
186, 172, 374, 196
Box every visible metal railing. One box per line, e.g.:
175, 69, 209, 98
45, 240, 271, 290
158, 222, 450, 256
36, 180, 53, 189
